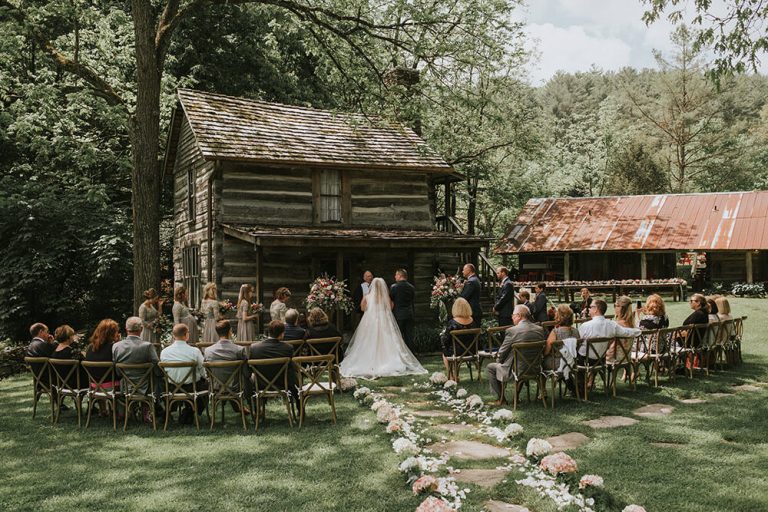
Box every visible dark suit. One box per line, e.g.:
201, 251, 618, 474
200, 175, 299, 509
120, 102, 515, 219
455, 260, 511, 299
26, 337, 54, 386
530, 292, 549, 323
283, 322, 306, 341
460, 274, 483, 326
249, 338, 298, 399
352, 282, 370, 315
494, 277, 514, 327
390, 280, 416, 347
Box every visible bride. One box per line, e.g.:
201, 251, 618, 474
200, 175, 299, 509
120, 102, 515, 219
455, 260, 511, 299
340, 277, 427, 379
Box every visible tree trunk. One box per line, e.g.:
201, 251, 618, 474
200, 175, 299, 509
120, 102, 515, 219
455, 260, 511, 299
129, 1, 162, 311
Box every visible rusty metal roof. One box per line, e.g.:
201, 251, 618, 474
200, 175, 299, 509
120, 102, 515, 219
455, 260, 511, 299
167, 89, 452, 174
496, 191, 768, 253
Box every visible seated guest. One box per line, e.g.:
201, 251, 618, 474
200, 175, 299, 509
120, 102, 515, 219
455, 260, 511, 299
25, 322, 54, 379
439, 298, 475, 380
204, 320, 251, 411
50, 325, 84, 388
84, 319, 121, 386
283, 309, 306, 341
544, 305, 579, 370
638, 294, 669, 330
160, 324, 207, 423
113, 317, 161, 400
578, 299, 641, 359
249, 320, 298, 399
706, 298, 720, 323
715, 297, 733, 322
304, 307, 343, 361
270, 287, 291, 322
606, 296, 635, 361
682, 294, 709, 347
486, 305, 546, 406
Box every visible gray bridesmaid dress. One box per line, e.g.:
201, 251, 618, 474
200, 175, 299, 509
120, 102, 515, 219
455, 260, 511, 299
138, 302, 160, 343
173, 300, 199, 344
201, 299, 219, 343
236, 300, 255, 342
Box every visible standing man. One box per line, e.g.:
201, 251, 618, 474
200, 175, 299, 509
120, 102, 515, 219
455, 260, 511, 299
530, 282, 550, 323
493, 267, 515, 327
460, 263, 483, 327
390, 269, 416, 348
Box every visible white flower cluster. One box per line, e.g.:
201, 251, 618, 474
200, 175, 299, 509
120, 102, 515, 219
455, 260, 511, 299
506, 456, 595, 512
465, 394, 483, 409
375, 402, 399, 424
429, 372, 448, 385
579, 474, 604, 489
339, 377, 358, 392
443, 379, 457, 390
455, 388, 467, 398
492, 409, 514, 421
435, 476, 468, 509
392, 437, 420, 456
353, 387, 370, 401
399, 455, 448, 477
622, 506, 647, 512
505, 423, 524, 438
526, 438, 553, 458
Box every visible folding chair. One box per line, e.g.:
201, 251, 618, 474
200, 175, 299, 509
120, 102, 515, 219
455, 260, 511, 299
204, 360, 248, 430
81, 361, 121, 431
445, 328, 482, 382
24, 357, 54, 421
480, 326, 506, 375
293, 355, 336, 427
158, 361, 209, 431
49, 359, 87, 427
248, 357, 294, 430
501, 341, 546, 410
116, 362, 156, 431
606, 336, 635, 396
305, 337, 342, 387
573, 337, 610, 401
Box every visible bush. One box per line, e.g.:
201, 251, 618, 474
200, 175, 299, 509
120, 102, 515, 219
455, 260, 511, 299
0, 340, 25, 381
704, 282, 732, 295
731, 282, 766, 297
411, 324, 442, 354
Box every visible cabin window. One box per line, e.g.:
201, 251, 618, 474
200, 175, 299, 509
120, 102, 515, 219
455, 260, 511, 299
319, 169, 342, 223
186, 166, 195, 223
182, 245, 201, 308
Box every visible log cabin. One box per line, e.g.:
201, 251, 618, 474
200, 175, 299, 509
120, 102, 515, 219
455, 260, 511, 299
164, 89, 490, 330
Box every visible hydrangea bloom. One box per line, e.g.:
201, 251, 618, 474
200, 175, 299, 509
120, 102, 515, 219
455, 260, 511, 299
443, 379, 457, 390
622, 506, 647, 512
492, 409, 514, 421
339, 377, 358, 391
353, 387, 370, 400
465, 394, 483, 409
540, 452, 578, 475
415, 496, 453, 512
386, 419, 403, 434
526, 438, 553, 458
392, 437, 420, 456
456, 388, 467, 398
430, 372, 448, 385
412, 475, 439, 495
370, 400, 385, 412
505, 423, 524, 438
579, 474, 604, 489
376, 403, 398, 423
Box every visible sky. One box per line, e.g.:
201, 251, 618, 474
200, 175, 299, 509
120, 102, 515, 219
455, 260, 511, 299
520, 0, 721, 84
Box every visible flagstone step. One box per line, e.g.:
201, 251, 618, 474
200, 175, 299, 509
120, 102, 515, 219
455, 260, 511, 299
545, 432, 590, 451
582, 416, 639, 429
484, 500, 530, 512
451, 468, 510, 488
633, 403, 674, 417
411, 410, 454, 419
427, 440, 510, 460
435, 423, 476, 433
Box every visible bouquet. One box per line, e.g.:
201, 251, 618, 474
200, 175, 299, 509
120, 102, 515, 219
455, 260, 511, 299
249, 302, 264, 315
304, 274, 354, 314
430, 274, 463, 323
152, 314, 173, 339
219, 299, 235, 315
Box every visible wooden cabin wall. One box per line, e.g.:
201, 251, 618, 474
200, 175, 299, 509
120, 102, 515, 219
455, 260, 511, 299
709, 252, 748, 282
350, 171, 434, 229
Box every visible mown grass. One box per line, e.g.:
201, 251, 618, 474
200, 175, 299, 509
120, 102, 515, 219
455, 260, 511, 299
1, 297, 766, 511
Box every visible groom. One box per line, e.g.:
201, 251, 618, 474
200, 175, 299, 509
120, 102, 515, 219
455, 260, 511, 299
390, 269, 416, 348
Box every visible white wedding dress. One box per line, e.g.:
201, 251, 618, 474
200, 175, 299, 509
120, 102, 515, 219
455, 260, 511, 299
340, 278, 427, 379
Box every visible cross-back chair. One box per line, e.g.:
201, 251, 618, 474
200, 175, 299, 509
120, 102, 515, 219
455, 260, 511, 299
24, 357, 54, 421
292, 355, 336, 427
81, 361, 121, 430
502, 340, 546, 410
668, 325, 693, 378
247, 357, 294, 430
606, 336, 636, 396
284, 339, 306, 356
204, 360, 248, 430
304, 337, 343, 386
49, 359, 87, 427
688, 323, 710, 377
573, 337, 611, 401
116, 362, 156, 431
445, 328, 483, 382
540, 340, 579, 409
157, 361, 209, 431
479, 326, 506, 375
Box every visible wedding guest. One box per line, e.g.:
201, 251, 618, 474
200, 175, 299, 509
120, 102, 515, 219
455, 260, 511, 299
283, 309, 306, 341
113, 317, 161, 404
297, 312, 308, 330
439, 298, 475, 378
200, 283, 221, 343
138, 288, 164, 344
390, 269, 416, 345
236, 284, 259, 342
26, 322, 54, 361
459, 263, 483, 326
606, 296, 635, 361
706, 298, 720, 323
517, 289, 531, 309
204, 320, 251, 412
84, 319, 121, 384
715, 297, 733, 322
352, 270, 374, 315
173, 286, 199, 344
486, 305, 545, 405
682, 294, 709, 347
544, 305, 579, 370
578, 288, 592, 317
161, 323, 207, 423
305, 307, 343, 361
638, 294, 669, 330
530, 283, 549, 323
50, 324, 84, 389
270, 287, 291, 322
578, 299, 641, 359
493, 267, 514, 327
249, 320, 298, 400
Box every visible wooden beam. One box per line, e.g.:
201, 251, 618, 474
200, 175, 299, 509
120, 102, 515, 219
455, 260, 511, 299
341, 170, 351, 225
564, 252, 570, 281
336, 250, 344, 332
640, 252, 647, 280
746, 251, 754, 283
206, 173, 213, 282
255, 245, 264, 333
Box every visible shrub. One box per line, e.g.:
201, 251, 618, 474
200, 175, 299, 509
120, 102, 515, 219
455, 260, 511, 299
411, 324, 442, 354
731, 282, 766, 297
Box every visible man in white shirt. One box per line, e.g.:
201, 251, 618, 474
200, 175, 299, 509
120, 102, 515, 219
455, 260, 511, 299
160, 323, 207, 423
578, 299, 641, 358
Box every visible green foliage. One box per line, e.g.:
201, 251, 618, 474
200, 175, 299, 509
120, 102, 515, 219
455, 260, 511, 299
731, 282, 766, 297
411, 323, 442, 354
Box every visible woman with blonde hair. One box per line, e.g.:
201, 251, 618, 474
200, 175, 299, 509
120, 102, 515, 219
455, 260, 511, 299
544, 304, 579, 370
200, 282, 221, 343
138, 288, 164, 343
715, 297, 733, 321
270, 287, 291, 322
439, 298, 474, 379
236, 284, 260, 342
172, 286, 199, 344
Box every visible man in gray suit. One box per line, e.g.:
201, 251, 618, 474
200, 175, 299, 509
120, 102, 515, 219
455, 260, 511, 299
486, 305, 545, 405
204, 320, 251, 413
113, 316, 161, 395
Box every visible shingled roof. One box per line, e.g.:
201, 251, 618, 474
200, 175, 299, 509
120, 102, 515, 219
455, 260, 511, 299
497, 190, 768, 253
164, 88, 452, 174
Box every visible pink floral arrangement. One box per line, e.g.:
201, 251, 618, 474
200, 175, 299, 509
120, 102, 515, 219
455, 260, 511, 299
249, 302, 263, 315
415, 496, 453, 512
412, 475, 439, 495
305, 274, 354, 314
218, 299, 235, 315
540, 452, 578, 475
579, 474, 604, 489
429, 274, 463, 309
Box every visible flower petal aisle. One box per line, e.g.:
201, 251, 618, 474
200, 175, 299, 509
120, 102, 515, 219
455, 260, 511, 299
350, 372, 647, 511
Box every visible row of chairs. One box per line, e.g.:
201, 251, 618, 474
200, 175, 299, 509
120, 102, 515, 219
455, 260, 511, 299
24, 354, 337, 431
442, 317, 746, 409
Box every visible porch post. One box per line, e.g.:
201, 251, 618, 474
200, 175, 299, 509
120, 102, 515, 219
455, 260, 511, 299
563, 253, 570, 281
746, 251, 754, 284
640, 252, 647, 280
336, 251, 345, 332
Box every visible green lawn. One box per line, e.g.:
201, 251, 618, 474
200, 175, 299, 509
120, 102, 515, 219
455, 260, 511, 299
2, 297, 767, 512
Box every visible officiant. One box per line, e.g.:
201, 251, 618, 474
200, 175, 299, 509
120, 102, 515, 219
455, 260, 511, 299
352, 270, 374, 326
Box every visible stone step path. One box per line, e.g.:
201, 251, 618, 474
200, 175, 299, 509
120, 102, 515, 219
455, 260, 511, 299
435, 423, 476, 433
633, 403, 674, 417
484, 500, 530, 512
426, 440, 511, 460
450, 468, 510, 488
545, 432, 590, 451
582, 415, 639, 429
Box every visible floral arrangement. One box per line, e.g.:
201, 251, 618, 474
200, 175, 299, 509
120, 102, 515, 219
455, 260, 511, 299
375, 402, 398, 424
392, 437, 420, 456
526, 438, 553, 458
429, 371, 448, 386
579, 475, 604, 489
622, 506, 647, 512
505, 423, 524, 438
339, 377, 358, 392
430, 274, 464, 322
455, 388, 467, 399
464, 394, 483, 410
412, 475, 439, 495
540, 452, 578, 475
415, 496, 453, 512
305, 274, 354, 314
443, 379, 457, 390
152, 314, 173, 336
492, 409, 514, 422
353, 387, 371, 405
219, 299, 235, 315
249, 302, 264, 315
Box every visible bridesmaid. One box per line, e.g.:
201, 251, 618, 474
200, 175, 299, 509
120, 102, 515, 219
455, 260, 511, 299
200, 283, 221, 344
173, 285, 199, 344
270, 287, 291, 322
236, 284, 259, 342
138, 288, 164, 344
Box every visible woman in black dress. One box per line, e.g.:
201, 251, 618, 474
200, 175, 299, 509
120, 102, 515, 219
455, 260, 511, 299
50, 325, 84, 387
440, 298, 474, 380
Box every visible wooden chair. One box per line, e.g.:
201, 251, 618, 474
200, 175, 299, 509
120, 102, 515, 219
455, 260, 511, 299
235, 341, 253, 350
305, 337, 343, 386
633, 328, 671, 387
247, 357, 294, 430
24, 356, 54, 421
688, 323, 711, 377
540, 340, 577, 409
284, 339, 306, 356
115, 362, 156, 431
48, 359, 87, 427
292, 355, 336, 427
194, 342, 213, 354
728, 317, 743, 365
204, 360, 248, 430
606, 336, 635, 396
480, 326, 506, 375
157, 361, 209, 431
445, 328, 483, 382
573, 337, 611, 401
707, 321, 731, 371
501, 341, 546, 410
81, 361, 121, 431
